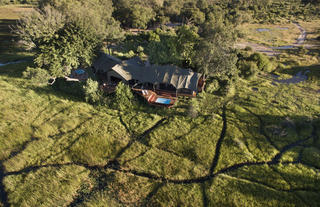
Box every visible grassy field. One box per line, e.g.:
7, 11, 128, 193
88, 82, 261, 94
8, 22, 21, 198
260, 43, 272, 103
0, 4, 33, 62
0, 5, 320, 207
237, 23, 301, 47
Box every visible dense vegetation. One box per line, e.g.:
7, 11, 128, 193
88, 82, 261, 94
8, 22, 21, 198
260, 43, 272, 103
0, 0, 319, 206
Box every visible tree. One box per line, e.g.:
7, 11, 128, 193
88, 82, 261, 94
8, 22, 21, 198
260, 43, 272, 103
131, 4, 156, 29
195, 22, 238, 79
113, 0, 157, 29
176, 25, 199, 67
181, 2, 206, 25
195, 39, 238, 79
15, 0, 123, 78
115, 82, 134, 111
83, 78, 102, 104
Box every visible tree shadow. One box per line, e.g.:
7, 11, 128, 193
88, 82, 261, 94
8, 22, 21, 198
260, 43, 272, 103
218, 164, 320, 206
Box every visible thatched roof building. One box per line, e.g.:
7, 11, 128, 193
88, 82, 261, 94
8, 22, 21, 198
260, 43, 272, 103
93, 54, 204, 94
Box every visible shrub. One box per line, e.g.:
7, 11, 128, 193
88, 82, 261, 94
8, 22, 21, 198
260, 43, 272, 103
83, 79, 102, 104
206, 79, 220, 94
188, 98, 200, 118
136, 46, 144, 53
238, 60, 258, 79
115, 82, 134, 111
22, 67, 50, 84
244, 46, 253, 51
249, 53, 273, 72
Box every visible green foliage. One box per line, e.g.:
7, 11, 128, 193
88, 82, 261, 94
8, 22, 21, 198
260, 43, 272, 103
249, 52, 273, 72
2, 2, 320, 207
22, 66, 50, 84
238, 60, 258, 79
83, 78, 102, 104
115, 82, 134, 111
131, 4, 156, 29
34, 23, 100, 77
194, 20, 239, 82
15, 1, 122, 77
205, 79, 220, 93
146, 30, 180, 65
118, 27, 199, 66
176, 25, 199, 66
181, 2, 206, 25
188, 97, 199, 118
194, 39, 238, 79
113, 0, 156, 29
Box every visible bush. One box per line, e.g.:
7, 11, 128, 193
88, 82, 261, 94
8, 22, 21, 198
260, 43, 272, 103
238, 60, 258, 79
83, 79, 102, 104
244, 46, 253, 51
249, 53, 273, 72
206, 79, 220, 94
188, 98, 199, 118
22, 67, 50, 84
115, 82, 134, 111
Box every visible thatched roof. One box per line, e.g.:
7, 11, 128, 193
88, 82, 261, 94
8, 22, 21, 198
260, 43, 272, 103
113, 61, 201, 93
93, 54, 121, 73
93, 54, 202, 93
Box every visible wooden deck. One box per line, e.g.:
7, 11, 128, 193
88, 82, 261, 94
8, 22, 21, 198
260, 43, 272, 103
132, 88, 177, 107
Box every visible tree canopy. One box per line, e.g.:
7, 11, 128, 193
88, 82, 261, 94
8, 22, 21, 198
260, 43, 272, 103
15, 0, 123, 77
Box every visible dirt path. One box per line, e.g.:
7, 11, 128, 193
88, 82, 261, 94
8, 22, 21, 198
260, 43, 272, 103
293, 22, 307, 46
235, 42, 279, 56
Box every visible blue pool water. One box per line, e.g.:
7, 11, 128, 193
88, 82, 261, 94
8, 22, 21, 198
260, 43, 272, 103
155, 98, 171, 105
75, 69, 85, 75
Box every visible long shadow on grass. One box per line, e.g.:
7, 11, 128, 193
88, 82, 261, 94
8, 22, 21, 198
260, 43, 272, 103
0, 162, 9, 207
68, 170, 112, 207
2, 106, 319, 205
201, 183, 209, 207
221, 173, 319, 206
114, 117, 167, 161
0, 136, 40, 207
3, 137, 39, 162
209, 105, 227, 174
142, 183, 165, 206
243, 107, 280, 150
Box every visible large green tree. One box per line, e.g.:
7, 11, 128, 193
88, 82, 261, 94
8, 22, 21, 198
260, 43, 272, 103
15, 0, 122, 78
195, 21, 238, 80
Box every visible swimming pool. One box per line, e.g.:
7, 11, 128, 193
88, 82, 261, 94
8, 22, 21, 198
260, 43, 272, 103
155, 98, 171, 105
75, 69, 85, 75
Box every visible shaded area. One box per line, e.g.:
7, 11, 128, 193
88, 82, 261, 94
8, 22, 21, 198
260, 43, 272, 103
209, 105, 227, 174
0, 162, 9, 207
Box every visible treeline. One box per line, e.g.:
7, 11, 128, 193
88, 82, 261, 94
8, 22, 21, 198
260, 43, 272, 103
111, 0, 320, 29
2, 0, 319, 26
